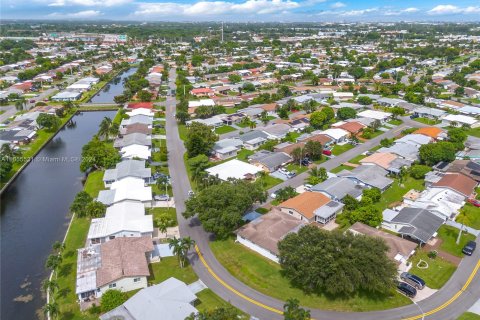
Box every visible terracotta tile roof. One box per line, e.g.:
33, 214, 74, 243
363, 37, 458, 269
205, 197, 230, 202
305, 134, 333, 145
127, 102, 154, 110
96, 237, 153, 288
432, 173, 478, 197
338, 121, 365, 134
413, 127, 443, 139
360, 152, 398, 170
279, 192, 331, 220
124, 123, 152, 135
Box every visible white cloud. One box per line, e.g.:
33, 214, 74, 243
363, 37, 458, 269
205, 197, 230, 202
340, 7, 377, 16
134, 0, 300, 16
428, 4, 480, 15
47, 0, 130, 7
49, 9, 103, 17
330, 2, 345, 9
384, 7, 419, 16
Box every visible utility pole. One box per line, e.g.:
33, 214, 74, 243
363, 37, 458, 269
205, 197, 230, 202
221, 22, 224, 43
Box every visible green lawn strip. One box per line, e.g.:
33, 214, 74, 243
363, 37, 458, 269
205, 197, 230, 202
437, 225, 476, 257
83, 170, 106, 197
373, 176, 425, 212
408, 250, 456, 289
148, 257, 198, 285
461, 203, 480, 229
148, 207, 178, 227
458, 312, 480, 320
349, 154, 367, 164
331, 143, 354, 156
237, 149, 254, 161
214, 125, 236, 135
196, 289, 248, 317
236, 122, 250, 128
286, 163, 308, 174
210, 238, 411, 312
331, 164, 355, 173
257, 174, 283, 190
467, 128, 480, 138
178, 124, 188, 141
414, 118, 440, 125
388, 119, 403, 125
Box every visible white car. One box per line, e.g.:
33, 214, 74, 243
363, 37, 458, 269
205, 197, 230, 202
304, 184, 313, 192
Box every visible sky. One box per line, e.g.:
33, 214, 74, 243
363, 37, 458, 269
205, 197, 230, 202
2, 0, 480, 22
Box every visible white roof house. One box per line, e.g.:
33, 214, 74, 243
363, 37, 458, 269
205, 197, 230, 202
206, 159, 263, 181
408, 187, 465, 219
97, 177, 152, 206
99, 277, 198, 320
357, 110, 392, 121
442, 114, 480, 128
67, 83, 91, 91
188, 99, 215, 108
321, 128, 350, 142
120, 145, 151, 160
87, 201, 153, 245
127, 108, 155, 117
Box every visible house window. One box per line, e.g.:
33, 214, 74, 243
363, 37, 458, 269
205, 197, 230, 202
133, 277, 141, 283
288, 210, 293, 215
109, 236, 115, 240
109, 283, 116, 288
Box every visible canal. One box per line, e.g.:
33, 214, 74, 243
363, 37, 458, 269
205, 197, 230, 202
88, 67, 137, 104
1, 110, 117, 320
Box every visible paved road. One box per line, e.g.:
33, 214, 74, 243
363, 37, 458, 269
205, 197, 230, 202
0, 105, 16, 123
165, 68, 480, 320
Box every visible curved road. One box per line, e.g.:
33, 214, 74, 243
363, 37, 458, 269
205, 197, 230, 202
164, 68, 480, 320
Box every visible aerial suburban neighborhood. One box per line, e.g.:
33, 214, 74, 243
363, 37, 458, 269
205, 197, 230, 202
1, 10, 480, 320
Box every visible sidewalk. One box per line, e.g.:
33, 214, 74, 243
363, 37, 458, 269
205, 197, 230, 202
446, 220, 480, 237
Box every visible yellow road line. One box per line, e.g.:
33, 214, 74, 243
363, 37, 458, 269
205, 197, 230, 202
195, 244, 480, 320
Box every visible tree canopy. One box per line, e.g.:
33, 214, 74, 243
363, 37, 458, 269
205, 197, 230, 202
336, 107, 357, 120
419, 141, 456, 166
80, 136, 121, 172
185, 122, 218, 158
100, 290, 128, 313
183, 180, 266, 238
278, 226, 397, 296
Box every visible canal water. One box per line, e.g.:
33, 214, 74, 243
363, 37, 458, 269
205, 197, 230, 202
1, 110, 117, 320
88, 67, 137, 104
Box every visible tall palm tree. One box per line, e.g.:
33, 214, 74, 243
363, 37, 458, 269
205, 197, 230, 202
180, 237, 196, 267
456, 209, 470, 245
98, 117, 113, 141
156, 175, 169, 195
52, 241, 65, 255
43, 301, 59, 319
156, 216, 172, 238
42, 279, 59, 300
168, 237, 183, 267
45, 254, 62, 279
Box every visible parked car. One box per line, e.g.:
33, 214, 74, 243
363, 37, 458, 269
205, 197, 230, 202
322, 149, 332, 156
188, 190, 195, 197
468, 198, 480, 207
397, 282, 417, 298
463, 241, 477, 256
400, 272, 425, 290
270, 192, 277, 199
301, 158, 312, 166
29, 99, 36, 103
154, 194, 170, 201
304, 184, 313, 192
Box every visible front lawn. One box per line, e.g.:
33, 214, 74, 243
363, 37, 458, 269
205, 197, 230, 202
414, 117, 440, 125
460, 203, 480, 230
437, 225, 476, 257
467, 127, 480, 138
331, 164, 355, 173
210, 238, 411, 312
148, 207, 178, 227
286, 163, 308, 174
331, 143, 354, 156
196, 289, 247, 317
458, 312, 480, 320
257, 174, 283, 190
84, 170, 106, 197
408, 250, 456, 289
214, 125, 236, 135
237, 149, 254, 161
388, 119, 403, 125
374, 176, 425, 212
178, 124, 188, 141
349, 154, 367, 164
148, 257, 198, 285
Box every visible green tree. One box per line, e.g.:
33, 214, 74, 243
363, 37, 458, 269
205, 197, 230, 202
337, 107, 357, 120
362, 187, 381, 203
309, 111, 327, 129
283, 298, 310, 320
80, 137, 121, 172
70, 191, 93, 217
183, 180, 266, 238
306, 167, 327, 185
275, 186, 298, 202
137, 90, 153, 102
357, 96, 372, 105
278, 226, 396, 296
85, 201, 106, 218
185, 307, 240, 320
100, 290, 128, 313
409, 164, 431, 179
45, 254, 62, 279
188, 154, 210, 183
304, 140, 323, 160
185, 122, 218, 158
43, 301, 59, 319
419, 141, 456, 166
37, 113, 60, 131
98, 116, 113, 141
346, 205, 382, 227
228, 74, 242, 83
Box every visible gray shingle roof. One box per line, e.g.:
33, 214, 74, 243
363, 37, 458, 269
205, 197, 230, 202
311, 177, 365, 200
103, 160, 151, 182
392, 207, 444, 243
337, 165, 393, 190
114, 133, 152, 148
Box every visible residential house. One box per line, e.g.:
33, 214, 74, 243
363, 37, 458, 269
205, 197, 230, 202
357, 110, 391, 124
206, 159, 263, 181
120, 144, 151, 160
431, 173, 477, 198
348, 222, 417, 266
412, 107, 446, 120
120, 123, 153, 135
99, 277, 198, 320
413, 127, 445, 140
311, 177, 365, 201
337, 164, 393, 190
262, 124, 291, 139
212, 138, 244, 160
382, 207, 444, 244
377, 97, 403, 107
238, 130, 270, 150
440, 100, 464, 110
235, 209, 307, 263
321, 128, 350, 143
0, 129, 36, 145
378, 143, 420, 162
103, 160, 152, 188
360, 152, 398, 171
87, 201, 153, 245
114, 133, 152, 149
51, 91, 82, 101
248, 150, 292, 172
97, 177, 153, 207
443, 160, 480, 183
126, 102, 154, 110
278, 192, 344, 224
76, 237, 154, 302
120, 115, 153, 128
406, 187, 465, 219
441, 114, 480, 128
334, 121, 365, 135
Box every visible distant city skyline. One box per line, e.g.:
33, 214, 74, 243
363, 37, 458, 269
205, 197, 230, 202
2, 0, 480, 22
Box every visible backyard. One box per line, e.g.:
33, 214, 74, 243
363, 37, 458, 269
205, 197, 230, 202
214, 125, 236, 135
413, 117, 440, 125
210, 238, 411, 312
373, 176, 425, 212
331, 164, 355, 173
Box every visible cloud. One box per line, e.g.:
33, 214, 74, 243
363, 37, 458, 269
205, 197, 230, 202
49, 9, 103, 17
428, 4, 480, 15
134, 0, 300, 16
340, 7, 377, 16
330, 2, 345, 9
384, 7, 419, 16
47, 0, 130, 7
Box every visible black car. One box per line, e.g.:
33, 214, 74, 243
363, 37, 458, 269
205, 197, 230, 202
400, 272, 425, 290
463, 241, 477, 256
397, 282, 417, 298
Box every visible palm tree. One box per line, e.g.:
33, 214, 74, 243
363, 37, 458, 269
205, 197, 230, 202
109, 123, 119, 137
456, 209, 470, 245
52, 241, 65, 255
15, 99, 25, 111
156, 216, 172, 238
42, 279, 59, 299
45, 254, 62, 279
307, 167, 327, 185
98, 117, 113, 140
156, 175, 169, 195
43, 301, 59, 319
168, 237, 183, 267
180, 237, 196, 267
249, 120, 257, 129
